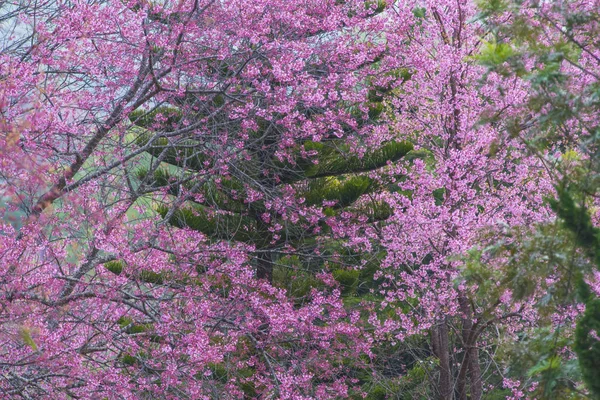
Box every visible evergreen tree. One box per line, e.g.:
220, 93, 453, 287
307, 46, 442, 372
128, 75, 412, 286
124, 59, 413, 398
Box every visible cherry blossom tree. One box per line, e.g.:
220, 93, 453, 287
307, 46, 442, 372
0, 0, 398, 397
354, 1, 560, 398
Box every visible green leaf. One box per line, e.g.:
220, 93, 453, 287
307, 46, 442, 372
19, 327, 38, 351
476, 41, 515, 67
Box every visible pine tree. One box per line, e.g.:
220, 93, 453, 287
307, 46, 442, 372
123, 80, 412, 399
551, 187, 600, 398
128, 94, 412, 284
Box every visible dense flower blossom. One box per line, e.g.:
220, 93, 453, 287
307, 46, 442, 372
0, 0, 596, 398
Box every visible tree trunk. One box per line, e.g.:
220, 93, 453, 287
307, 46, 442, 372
457, 353, 468, 400
457, 296, 483, 400
431, 320, 452, 400
468, 347, 483, 400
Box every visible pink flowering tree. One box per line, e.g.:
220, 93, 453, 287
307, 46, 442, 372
0, 0, 406, 397
345, 1, 575, 398
348, 0, 600, 398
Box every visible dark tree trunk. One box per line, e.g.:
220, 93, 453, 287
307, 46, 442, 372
457, 296, 483, 400
457, 355, 468, 400
431, 320, 452, 400
468, 346, 483, 400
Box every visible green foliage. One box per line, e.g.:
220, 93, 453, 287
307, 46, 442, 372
395, 360, 434, 400
549, 187, 600, 268
136, 167, 173, 188
303, 176, 373, 208
137, 168, 250, 213
105, 260, 125, 275
156, 204, 268, 245
368, 101, 384, 120
475, 0, 507, 17
457, 218, 590, 397
477, 41, 515, 67
105, 260, 168, 285
121, 353, 137, 366
492, 326, 584, 399
365, 385, 387, 400
120, 350, 149, 367
547, 187, 600, 397
333, 268, 360, 295
575, 299, 600, 398
432, 188, 445, 206
482, 389, 512, 400
412, 6, 426, 19
126, 323, 153, 335
363, 200, 394, 222
530, 353, 557, 377
139, 270, 165, 285
272, 256, 327, 302
304, 141, 413, 179
19, 328, 38, 351
117, 316, 134, 329
207, 363, 228, 384
129, 107, 182, 130
364, 0, 386, 14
